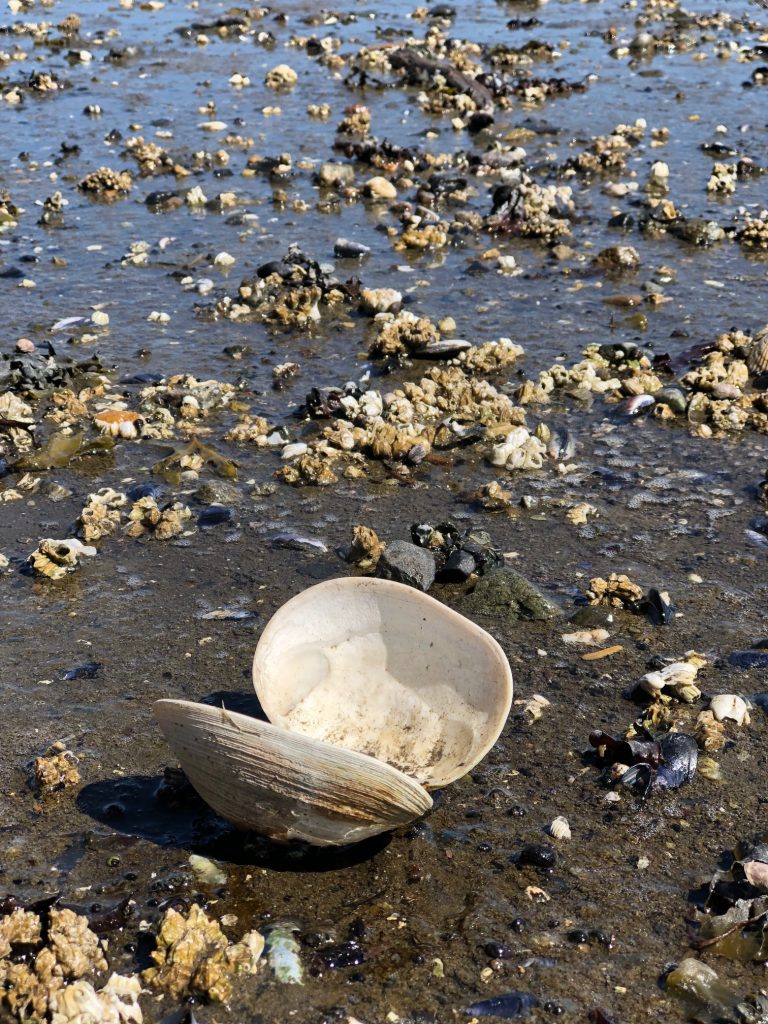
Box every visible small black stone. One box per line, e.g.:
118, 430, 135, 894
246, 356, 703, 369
515, 843, 557, 870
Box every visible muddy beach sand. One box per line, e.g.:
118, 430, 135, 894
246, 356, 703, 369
1, 0, 768, 1020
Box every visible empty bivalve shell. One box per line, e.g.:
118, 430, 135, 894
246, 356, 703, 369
154, 577, 513, 845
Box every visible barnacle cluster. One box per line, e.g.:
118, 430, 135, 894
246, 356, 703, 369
78, 488, 126, 543
126, 497, 192, 539
369, 310, 440, 357
347, 525, 385, 568
0, 909, 108, 1021
0, 189, 20, 226
585, 573, 644, 608
142, 904, 264, 1002
28, 538, 97, 579
78, 167, 133, 196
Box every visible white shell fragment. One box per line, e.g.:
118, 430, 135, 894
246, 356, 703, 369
549, 816, 571, 841
188, 854, 227, 887
709, 694, 750, 726
638, 659, 702, 702
266, 923, 303, 985
561, 628, 610, 646
156, 577, 513, 845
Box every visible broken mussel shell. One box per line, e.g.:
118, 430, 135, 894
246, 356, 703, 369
155, 577, 513, 846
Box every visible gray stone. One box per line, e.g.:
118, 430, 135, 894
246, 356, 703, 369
459, 568, 560, 621
195, 480, 241, 505
376, 540, 436, 592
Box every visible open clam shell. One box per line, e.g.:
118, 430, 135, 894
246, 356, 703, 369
253, 577, 514, 789
155, 577, 513, 846
154, 700, 433, 846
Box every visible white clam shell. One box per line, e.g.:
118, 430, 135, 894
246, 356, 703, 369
549, 816, 571, 840
155, 578, 513, 845
253, 577, 514, 789
154, 700, 433, 846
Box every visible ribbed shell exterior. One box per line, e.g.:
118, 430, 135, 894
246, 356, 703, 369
747, 325, 768, 375
154, 700, 433, 846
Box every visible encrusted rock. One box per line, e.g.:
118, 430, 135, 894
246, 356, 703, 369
747, 325, 768, 376
79, 488, 127, 543
0, 190, 20, 227
34, 743, 81, 792
359, 287, 402, 315
694, 710, 727, 752
317, 162, 355, 187
474, 480, 513, 511
489, 426, 546, 471
50, 974, 142, 1024
369, 310, 439, 357
594, 245, 640, 272
265, 64, 298, 89
0, 909, 108, 1022
278, 452, 338, 487
224, 415, 271, 445
348, 525, 385, 569
585, 573, 643, 608
0, 911, 41, 958
365, 176, 397, 201
460, 568, 560, 621
78, 167, 133, 197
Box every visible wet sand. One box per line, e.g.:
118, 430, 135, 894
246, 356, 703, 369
1, 0, 768, 1020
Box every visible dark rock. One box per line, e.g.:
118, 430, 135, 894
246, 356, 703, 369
728, 651, 768, 670
197, 505, 234, 527
333, 238, 370, 258
145, 190, 183, 212
126, 482, 162, 502
515, 843, 556, 869
467, 111, 495, 134
464, 992, 540, 1019
568, 605, 612, 628
376, 540, 436, 591
438, 548, 477, 583
459, 568, 560, 621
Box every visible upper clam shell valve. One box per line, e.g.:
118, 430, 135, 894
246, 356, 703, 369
154, 577, 514, 846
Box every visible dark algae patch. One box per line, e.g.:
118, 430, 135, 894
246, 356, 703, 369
0, 0, 768, 1020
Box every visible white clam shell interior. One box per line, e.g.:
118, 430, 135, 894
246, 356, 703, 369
154, 700, 433, 847
253, 577, 514, 789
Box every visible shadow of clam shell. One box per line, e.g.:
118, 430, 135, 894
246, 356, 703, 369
76, 776, 391, 871
76, 690, 392, 871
